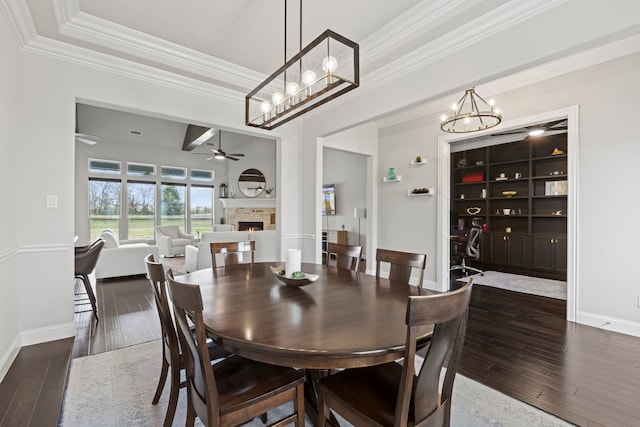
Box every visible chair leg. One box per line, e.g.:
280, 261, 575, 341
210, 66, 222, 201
80, 274, 99, 322
152, 357, 169, 405
317, 388, 327, 427
185, 392, 196, 427
163, 363, 181, 427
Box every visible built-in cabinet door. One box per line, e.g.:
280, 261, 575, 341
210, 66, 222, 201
533, 235, 567, 273
488, 233, 528, 268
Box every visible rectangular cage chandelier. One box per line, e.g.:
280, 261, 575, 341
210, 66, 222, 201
245, 29, 359, 130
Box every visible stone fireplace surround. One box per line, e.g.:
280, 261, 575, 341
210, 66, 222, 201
219, 198, 276, 231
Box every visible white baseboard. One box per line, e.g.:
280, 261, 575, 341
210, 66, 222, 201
0, 334, 22, 383
576, 311, 640, 338
21, 322, 76, 346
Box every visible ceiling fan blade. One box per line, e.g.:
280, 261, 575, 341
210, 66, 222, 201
206, 156, 214, 160
226, 155, 240, 161
227, 153, 245, 157
75, 133, 99, 145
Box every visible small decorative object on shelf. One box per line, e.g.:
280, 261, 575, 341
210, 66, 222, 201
551, 148, 565, 155
466, 207, 481, 215
409, 187, 434, 196
411, 156, 427, 165
388, 167, 395, 180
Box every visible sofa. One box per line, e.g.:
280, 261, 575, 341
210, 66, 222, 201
155, 225, 195, 257
94, 229, 159, 279
185, 230, 278, 272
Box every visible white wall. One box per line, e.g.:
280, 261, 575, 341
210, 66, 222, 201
378, 118, 440, 287
0, 9, 22, 381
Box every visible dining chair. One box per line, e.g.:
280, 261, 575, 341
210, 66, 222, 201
326, 242, 362, 271
375, 248, 427, 287
165, 273, 306, 427
74, 237, 105, 321
317, 278, 474, 427
144, 255, 230, 427
210, 240, 255, 269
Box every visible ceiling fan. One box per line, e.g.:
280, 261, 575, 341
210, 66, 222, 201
200, 130, 245, 161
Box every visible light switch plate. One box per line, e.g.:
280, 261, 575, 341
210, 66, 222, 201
46, 194, 58, 208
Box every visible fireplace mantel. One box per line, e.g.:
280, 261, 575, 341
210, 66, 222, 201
219, 198, 276, 209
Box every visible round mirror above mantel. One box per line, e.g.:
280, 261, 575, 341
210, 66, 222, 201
238, 168, 266, 197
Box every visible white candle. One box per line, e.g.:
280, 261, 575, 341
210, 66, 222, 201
286, 249, 302, 276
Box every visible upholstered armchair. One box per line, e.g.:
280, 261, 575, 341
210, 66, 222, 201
155, 225, 194, 257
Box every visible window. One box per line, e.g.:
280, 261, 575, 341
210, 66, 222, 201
190, 185, 213, 234
161, 183, 186, 228
191, 169, 213, 181
127, 181, 155, 239
89, 178, 121, 239
89, 159, 121, 174
127, 162, 155, 176
161, 166, 186, 180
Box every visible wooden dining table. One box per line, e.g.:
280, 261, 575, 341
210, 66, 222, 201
176, 262, 433, 422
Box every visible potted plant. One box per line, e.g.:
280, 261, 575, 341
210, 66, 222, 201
265, 187, 274, 198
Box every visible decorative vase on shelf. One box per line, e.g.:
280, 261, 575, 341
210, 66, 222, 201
388, 167, 396, 180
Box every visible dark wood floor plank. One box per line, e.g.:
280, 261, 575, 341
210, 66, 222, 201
0, 338, 73, 427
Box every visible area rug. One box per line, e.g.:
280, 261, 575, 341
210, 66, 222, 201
160, 255, 187, 276
60, 340, 572, 426
458, 270, 567, 300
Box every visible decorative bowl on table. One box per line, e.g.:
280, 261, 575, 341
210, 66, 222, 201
502, 191, 517, 197
270, 266, 319, 287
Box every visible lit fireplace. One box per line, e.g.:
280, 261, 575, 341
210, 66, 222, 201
238, 221, 264, 232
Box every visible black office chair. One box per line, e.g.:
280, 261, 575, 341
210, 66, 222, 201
450, 226, 483, 276
74, 237, 105, 321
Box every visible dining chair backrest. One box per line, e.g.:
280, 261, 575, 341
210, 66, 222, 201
398, 278, 473, 426
316, 279, 473, 427
375, 248, 427, 286
166, 273, 217, 426
210, 240, 255, 269
144, 254, 179, 362
326, 242, 362, 271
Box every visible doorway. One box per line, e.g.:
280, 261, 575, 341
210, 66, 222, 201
437, 107, 579, 322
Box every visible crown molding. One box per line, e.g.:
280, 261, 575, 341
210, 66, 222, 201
360, 0, 467, 64
0, 0, 37, 47
53, 0, 264, 91
23, 35, 245, 105
363, 0, 568, 95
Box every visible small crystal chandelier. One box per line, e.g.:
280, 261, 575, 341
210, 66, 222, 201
440, 88, 502, 133
245, 0, 359, 130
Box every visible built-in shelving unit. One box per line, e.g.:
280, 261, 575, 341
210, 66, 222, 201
451, 132, 568, 279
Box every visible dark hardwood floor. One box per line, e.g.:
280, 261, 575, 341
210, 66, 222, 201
1, 267, 640, 426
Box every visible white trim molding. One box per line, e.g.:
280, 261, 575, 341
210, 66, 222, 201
577, 312, 640, 338
21, 322, 76, 346
0, 334, 21, 383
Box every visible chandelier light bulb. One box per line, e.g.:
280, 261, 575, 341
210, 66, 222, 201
272, 92, 284, 105
440, 114, 447, 122
489, 99, 495, 106
464, 117, 470, 124
302, 70, 316, 86
495, 108, 501, 115
322, 56, 338, 73
286, 82, 299, 96
260, 101, 272, 113
451, 103, 458, 111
